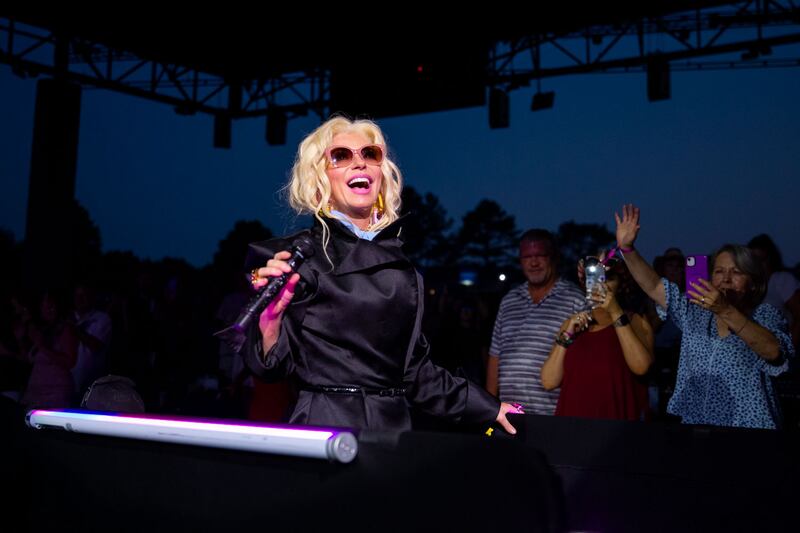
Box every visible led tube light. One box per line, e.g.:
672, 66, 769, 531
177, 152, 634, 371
26, 409, 358, 463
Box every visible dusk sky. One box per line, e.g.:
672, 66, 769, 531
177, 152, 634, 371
2, 48, 799, 269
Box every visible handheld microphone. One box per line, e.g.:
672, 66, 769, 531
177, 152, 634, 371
214, 235, 314, 352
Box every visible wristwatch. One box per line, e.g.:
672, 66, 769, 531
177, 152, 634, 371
613, 314, 630, 327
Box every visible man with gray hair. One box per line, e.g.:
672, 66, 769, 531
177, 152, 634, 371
487, 229, 585, 414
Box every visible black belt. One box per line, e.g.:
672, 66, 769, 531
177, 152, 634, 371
301, 384, 408, 397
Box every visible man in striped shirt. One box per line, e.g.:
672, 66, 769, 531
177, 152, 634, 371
487, 229, 585, 415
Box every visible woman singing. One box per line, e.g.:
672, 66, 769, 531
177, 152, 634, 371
244, 116, 519, 432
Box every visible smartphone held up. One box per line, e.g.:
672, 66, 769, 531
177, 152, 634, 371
584, 256, 606, 306
684, 255, 709, 298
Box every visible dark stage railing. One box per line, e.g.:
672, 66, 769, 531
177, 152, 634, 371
515, 414, 800, 533
5, 396, 799, 533
3, 400, 562, 533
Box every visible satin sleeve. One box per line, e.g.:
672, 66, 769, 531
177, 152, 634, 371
405, 338, 500, 425
240, 235, 316, 383
404, 275, 500, 426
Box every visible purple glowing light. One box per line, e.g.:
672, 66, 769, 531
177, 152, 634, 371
28, 409, 336, 440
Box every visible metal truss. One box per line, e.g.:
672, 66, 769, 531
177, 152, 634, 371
0, 17, 330, 121
2, 2, 799, 122
490, 0, 800, 91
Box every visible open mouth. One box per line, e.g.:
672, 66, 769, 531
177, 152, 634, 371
347, 176, 372, 190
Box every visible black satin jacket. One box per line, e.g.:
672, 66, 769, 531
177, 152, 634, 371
242, 218, 499, 431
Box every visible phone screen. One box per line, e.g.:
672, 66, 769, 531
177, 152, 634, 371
585, 261, 606, 303
684, 255, 709, 297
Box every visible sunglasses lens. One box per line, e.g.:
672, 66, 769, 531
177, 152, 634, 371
328, 147, 354, 167
328, 145, 384, 167
361, 145, 383, 165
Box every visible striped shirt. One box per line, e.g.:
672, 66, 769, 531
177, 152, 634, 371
490, 279, 586, 415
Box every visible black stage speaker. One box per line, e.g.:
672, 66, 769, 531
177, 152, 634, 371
647, 56, 671, 101
213, 114, 231, 148
489, 88, 510, 129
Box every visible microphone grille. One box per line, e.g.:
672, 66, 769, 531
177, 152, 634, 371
292, 235, 315, 258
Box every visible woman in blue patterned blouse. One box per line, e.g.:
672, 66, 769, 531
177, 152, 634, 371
613, 204, 794, 429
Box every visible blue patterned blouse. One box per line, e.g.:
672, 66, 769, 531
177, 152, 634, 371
657, 279, 794, 429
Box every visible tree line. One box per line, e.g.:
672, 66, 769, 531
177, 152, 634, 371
0, 187, 619, 299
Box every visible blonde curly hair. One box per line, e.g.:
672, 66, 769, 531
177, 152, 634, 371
287, 116, 403, 259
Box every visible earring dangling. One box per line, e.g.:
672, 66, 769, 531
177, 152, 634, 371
321, 201, 333, 217
371, 193, 385, 226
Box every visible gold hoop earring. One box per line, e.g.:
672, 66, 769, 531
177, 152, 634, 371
320, 201, 333, 217
371, 192, 385, 226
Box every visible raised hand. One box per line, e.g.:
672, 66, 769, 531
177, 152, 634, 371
614, 204, 641, 249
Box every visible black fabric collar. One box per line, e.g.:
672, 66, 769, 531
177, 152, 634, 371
315, 217, 410, 275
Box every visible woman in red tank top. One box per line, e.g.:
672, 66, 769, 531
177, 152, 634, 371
541, 251, 654, 421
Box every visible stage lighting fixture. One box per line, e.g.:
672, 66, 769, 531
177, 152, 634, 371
647, 57, 670, 102
266, 108, 287, 146
489, 88, 509, 129
531, 91, 555, 111
214, 114, 231, 149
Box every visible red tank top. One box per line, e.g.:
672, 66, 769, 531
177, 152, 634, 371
555, 323, 649, 421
